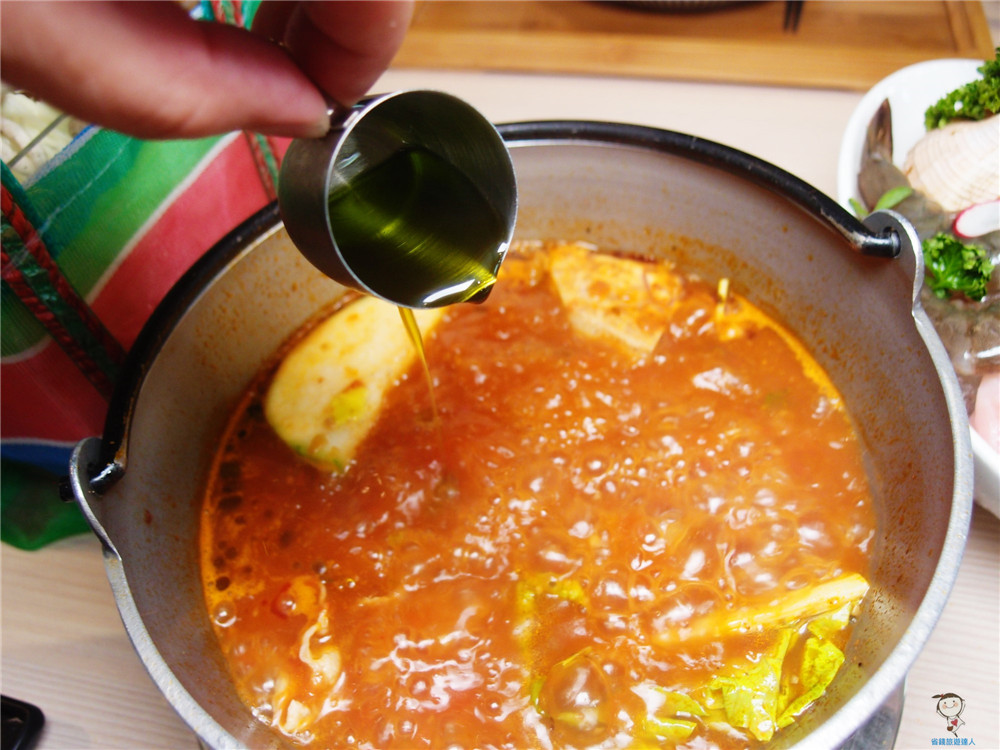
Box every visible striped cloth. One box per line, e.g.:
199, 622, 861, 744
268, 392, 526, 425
1, 0, 286, 546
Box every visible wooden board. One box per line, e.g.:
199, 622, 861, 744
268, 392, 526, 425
393, 1, 996, 91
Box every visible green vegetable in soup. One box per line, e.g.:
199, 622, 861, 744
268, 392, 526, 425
709, 629, 794, 742
777, 634, 846, 729
642, 715, 699, 743
640, 689, 706, 743
698, 606, 854, 742
640, 578, 866, 743
524, 575, 868, 745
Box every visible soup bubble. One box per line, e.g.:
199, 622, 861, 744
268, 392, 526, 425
537, 651, 612, 746
213, 602, 237, 628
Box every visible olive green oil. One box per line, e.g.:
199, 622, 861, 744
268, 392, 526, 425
399, 306, 438, 423
326, 144, 508, 309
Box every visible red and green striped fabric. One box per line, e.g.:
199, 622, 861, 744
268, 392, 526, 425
1, 0, 284, 547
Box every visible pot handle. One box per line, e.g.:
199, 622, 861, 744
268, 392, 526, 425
717, 143, 905, 259
813, 200, 902, 259
66, 436, 121, 559
500, 121, 906, 259
66, 204, 285, 498
861, 209, 923, 295
722, 142, 904, 259
691, 140, 905, 259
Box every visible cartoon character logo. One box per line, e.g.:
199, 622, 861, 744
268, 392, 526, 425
932, 693, 966, 736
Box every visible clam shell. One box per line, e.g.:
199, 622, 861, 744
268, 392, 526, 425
903, 114, 1000, 213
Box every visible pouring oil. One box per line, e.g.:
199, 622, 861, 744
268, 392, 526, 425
326, 143, 508, 309
328, 143, 510, 419
399, 306, 439, 423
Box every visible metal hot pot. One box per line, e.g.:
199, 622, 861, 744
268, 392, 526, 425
69, 121, 973, 749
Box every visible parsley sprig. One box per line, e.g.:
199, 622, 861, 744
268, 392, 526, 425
922, 232, 994, 302
924, 49, 1000, 130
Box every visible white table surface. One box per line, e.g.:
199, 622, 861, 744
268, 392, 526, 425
3, 67, 999, 750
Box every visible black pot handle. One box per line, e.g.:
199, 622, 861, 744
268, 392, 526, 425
78, 203, 284, 495
497, 121, 901, 259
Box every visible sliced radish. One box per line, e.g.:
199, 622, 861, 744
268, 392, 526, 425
953, 199, 1000, 238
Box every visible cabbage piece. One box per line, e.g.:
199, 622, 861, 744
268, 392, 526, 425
657, 689, 707, 718
638, 688, 706, 743
643, 715, 699, 743
729, 574, 868, 635
805, 601, 854, 640
709, 629, 793, 742
700, 595, 858, 741
777, 636, 845, 728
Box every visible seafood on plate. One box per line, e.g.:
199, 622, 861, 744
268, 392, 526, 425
857, 79, 999, 452
902, 115, 1000, 213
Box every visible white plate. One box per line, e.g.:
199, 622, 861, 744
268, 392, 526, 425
836, 58, 999, 518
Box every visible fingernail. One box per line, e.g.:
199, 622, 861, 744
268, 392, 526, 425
300, 114, 332, 139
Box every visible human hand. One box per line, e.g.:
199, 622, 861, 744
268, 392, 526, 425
0, 0, 414, 140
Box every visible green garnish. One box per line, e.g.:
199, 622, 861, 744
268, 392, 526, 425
849, 185, 913, 219
922, 232, 994, 301
924, 49, 1000, 130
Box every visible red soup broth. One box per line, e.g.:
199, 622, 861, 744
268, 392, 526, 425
200, 241, 876, 749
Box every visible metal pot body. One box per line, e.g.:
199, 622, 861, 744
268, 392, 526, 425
71, 123, 973, 750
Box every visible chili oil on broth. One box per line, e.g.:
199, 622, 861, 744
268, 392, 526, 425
199, 241, 876, 750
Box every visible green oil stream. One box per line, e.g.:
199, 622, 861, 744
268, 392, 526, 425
327, 143, 510, 422
399, 307, 439, 423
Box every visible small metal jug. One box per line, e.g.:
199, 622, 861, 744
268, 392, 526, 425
278, 90, 517, 308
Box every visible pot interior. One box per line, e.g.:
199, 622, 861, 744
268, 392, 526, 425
82, 126, 971, 750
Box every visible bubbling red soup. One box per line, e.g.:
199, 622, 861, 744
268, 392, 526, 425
200, 241, 875, 749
